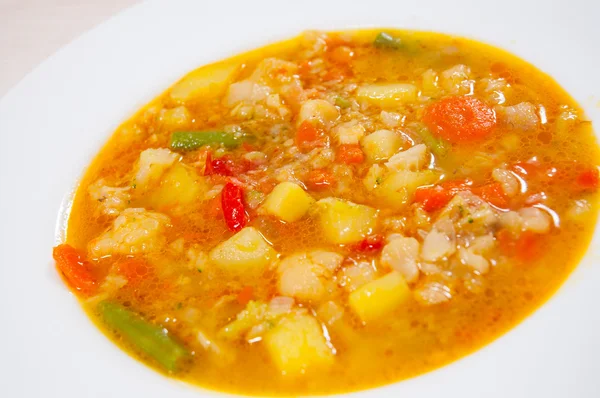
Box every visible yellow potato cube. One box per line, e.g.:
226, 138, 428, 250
356, 83, 418, 108
146, 164, 206, 209
264, 313, 334, 375
259, 182, 314, 222
170, 61, 240, 103
376, 170, 439, 210
316, 198, 378, 244
209, 227, 276, 274
348, 271, 410, 323
361, 129, 404, 162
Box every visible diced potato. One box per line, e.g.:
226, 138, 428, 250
356, 83, 418, 108
209, 227, 277, 274
134, 148, 179, 188
277, 251, 343, 301
259, 182, 315, 222
385, 144, 429, 172
264, 313, 334, 375
298, 99, 339, 127
170, 61, 239, 102
348, 271, 410, 323
361, 129, 404, 162
146, 164, 207, 209
316, 198, 378, 244
376, 170, 439, 210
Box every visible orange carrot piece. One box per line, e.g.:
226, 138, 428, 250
423, 96, 496, 143
337, 144, 364, 164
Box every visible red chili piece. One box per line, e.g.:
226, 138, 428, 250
221, 182, 248, 232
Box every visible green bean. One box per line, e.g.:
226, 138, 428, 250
98, 301, 189, 372
169, 131, 253, 151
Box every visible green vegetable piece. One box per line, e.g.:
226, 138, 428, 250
414, 125, 450, 158
169, 131, 252, 151
335, 97, 351, 108
98, 301, 189, 372
374, 32, 403, 49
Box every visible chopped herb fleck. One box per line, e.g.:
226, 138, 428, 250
375, 176, 383, 185
468, 218, 474, 224
176, 302, 183, 310
197, 268, 202, 273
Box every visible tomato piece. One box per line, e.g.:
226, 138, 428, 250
53, 244, 97, 296
221, 182, 248, 232
576, 167, 599, 191
305, 168, 336, 190
236, 286, 254, 305
115, 258, 152, 284
471, 182, 509, 209
296, 121, 327, 151
354, 234, 384, 252
423, 96, 497, 143
205, 152, 236, 177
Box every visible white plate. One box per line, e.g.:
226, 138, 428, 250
1, 0, 599, 397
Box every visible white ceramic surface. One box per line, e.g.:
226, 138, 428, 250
1, 0, 599, 397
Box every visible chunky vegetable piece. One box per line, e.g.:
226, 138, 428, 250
57, 29, 600, 396
259, 182, 314, 222
349, 271, 411, 323
317, 198, 378, 244
99, 301, 189, 372
424, 96, 497, 142
209, 227, 276, 273
264, 313, 334, 375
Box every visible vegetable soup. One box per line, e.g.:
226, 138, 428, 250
54, 29, 600, 395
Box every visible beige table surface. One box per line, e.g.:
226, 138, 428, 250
0, 0, 139, 98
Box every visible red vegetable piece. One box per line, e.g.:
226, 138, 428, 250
53, 244, 97, 296
354, 234, 384, 252
221, 182, 248, 232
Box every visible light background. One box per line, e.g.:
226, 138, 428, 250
0, 0, 138, 97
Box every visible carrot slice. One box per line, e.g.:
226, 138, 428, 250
424, 96, 496, 143
53, 244, 97, 296
337, 144, 364, 164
